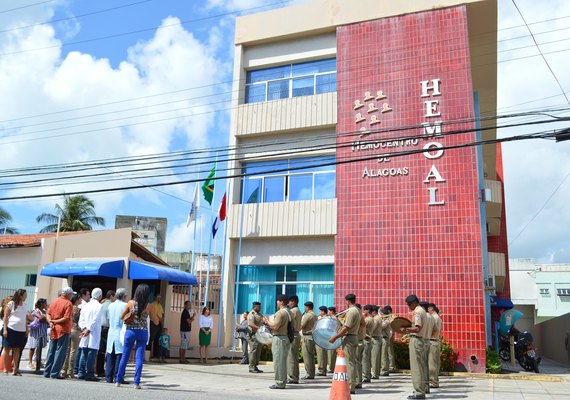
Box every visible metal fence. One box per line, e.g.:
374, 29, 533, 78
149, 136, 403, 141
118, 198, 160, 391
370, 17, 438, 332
171, 274, 222, 314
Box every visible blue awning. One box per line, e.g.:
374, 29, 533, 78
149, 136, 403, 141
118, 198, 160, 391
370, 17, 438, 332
491, 296, 514, 309
128, 260, 197, 285
41, 260, 124, 278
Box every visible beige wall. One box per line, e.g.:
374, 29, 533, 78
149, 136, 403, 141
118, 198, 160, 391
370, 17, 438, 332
228, 199, 337, 239
235, 0, 487, 45
236, 92, 337, 136
243, 32, 335, 68
0, 247, 42, 267
232, 237, 334, 266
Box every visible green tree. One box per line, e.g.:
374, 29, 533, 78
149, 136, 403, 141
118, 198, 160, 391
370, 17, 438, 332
0, 206, 18, 234
36, 195, 105, 233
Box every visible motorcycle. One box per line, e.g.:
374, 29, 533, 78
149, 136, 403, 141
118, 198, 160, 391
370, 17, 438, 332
498, 328, 541, 373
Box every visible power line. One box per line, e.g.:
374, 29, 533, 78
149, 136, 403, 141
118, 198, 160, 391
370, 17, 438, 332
0, 0, 289, 57
3, 43, 570, 146
508, 171, 570, 246
0, 123, 564, 201
0, 107, 567, 180
511, 0, 570, 106
0, 1, 154, 34
0, 0, 56, 14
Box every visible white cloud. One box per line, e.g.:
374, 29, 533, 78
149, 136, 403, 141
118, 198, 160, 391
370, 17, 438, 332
498, 0, 570, 262
0, 9, 226, 234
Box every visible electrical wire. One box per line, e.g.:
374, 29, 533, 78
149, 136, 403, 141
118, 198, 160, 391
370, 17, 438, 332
0, 0, 56, 14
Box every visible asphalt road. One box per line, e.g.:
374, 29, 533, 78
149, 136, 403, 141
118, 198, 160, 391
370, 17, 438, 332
1, 361, 569, 400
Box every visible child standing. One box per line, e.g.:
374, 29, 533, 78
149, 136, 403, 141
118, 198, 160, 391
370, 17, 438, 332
158, 328, 170, 363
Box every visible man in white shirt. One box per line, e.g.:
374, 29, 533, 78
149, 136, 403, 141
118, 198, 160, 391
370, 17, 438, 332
77, 287, 103, 381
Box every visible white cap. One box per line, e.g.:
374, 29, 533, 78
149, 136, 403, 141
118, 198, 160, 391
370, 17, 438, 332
62, 287, 75, 296
91, 287, 103, 300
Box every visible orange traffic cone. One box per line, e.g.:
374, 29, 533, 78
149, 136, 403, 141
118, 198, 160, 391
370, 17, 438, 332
0, 350, 14, 373
329, 349, 351, 400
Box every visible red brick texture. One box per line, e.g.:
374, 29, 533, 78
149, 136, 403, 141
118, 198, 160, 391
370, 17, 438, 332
335, 6, 486, 371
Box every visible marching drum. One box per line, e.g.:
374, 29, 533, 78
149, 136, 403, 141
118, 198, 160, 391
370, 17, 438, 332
255, 325, 273, 344
313, 317, 342, 350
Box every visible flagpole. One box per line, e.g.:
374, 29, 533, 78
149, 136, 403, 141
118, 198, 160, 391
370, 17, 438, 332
231, 176, 247, 351
204, 154, 218, 308
198, 213, 204, 308
189, 183, 200, 304
217, 180, 231, 347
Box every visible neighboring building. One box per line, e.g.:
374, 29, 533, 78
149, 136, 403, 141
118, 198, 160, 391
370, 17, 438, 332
220, 0, 506, 371
0, 229, 197, 355
115, 215, 167, 253
510, 258, 570, 365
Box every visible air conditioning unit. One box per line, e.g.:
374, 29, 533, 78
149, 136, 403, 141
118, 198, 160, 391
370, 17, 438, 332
485, 274, 496, 290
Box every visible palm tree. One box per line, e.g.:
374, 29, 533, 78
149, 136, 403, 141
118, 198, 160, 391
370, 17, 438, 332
0, 206, 18, 234
36, 195, 106, 233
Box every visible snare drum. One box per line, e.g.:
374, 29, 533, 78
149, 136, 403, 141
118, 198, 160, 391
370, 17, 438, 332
313, 317, 342, 350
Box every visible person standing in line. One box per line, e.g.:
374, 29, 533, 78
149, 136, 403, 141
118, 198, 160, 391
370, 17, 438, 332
355, 303, 366, 389
420, 302, 435, 395
287, 295, 302, 385
384, 305, 396, 372
149, 293, 164, 360
401, 295, 428, 400
327, 306, 338, 372
27, 298, 49, 370
2, 289, 31, 376
105, 288, 127, 384
235, 311, 249, 365
379, 307, 392, 376
301, 301, 317, 380
43, 287, 73, 379
370, 306, 382, 379
329, 294, 361, 395
198, 306, 213, 363
362, 305, 375, 383
61, 293, 82, 378
263, 294, 292, 390
97, 290, 115, 377
116, 283, 158, 390
179, 300, 194, 364
77, 287, 103, 381
428, 304, 442, 389
247, 301, 264, 373
315, 306, 329, 376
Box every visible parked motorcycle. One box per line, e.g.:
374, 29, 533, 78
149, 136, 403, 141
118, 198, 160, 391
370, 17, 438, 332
498, 328, 541, 373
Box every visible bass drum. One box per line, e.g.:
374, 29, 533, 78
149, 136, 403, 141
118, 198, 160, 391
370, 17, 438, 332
313, 317, 342, 350
255, 325, 273, 345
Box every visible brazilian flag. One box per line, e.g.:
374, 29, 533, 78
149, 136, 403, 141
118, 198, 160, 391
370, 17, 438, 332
201, 163, 216, 205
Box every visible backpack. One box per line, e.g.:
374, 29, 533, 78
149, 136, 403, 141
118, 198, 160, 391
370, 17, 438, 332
286, 310, 295, 343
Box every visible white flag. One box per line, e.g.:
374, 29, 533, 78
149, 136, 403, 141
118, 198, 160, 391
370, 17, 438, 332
186, 184, 200, 227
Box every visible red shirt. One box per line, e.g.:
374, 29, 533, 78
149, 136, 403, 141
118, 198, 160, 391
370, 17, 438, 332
47, 295, 73, 339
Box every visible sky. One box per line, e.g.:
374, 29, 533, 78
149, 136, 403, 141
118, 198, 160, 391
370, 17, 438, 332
0, 0, 569, 263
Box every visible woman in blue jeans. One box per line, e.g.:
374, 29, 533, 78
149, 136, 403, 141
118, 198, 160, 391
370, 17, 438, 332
115, 284, 158, 389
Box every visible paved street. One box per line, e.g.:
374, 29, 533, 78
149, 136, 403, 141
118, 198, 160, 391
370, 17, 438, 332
1, 361, 569, 400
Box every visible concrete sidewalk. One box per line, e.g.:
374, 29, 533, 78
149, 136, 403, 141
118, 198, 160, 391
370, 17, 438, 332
2, 359, 570, 400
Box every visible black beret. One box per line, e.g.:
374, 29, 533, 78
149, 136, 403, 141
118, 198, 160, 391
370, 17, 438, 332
252, 301, 261, 306
304, 301, 314, 309
405, 294, 419, 304
328, 306, 337, 312
384, 305, 392, 312
289, 295, 299, 303
277, 294, 288, 302
345, 293, 356, 303
319, 306, 328, 312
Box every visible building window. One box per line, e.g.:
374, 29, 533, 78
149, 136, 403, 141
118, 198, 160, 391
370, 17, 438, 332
557, 288, 570, 296
25, 274, 37, 287
245, 58, 336, 103
235, 265, 334, 315
241, 156, 335, 204
539, 288, 549, 295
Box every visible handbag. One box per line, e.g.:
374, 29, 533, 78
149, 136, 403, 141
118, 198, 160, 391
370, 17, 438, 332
122, 311, 135, 325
